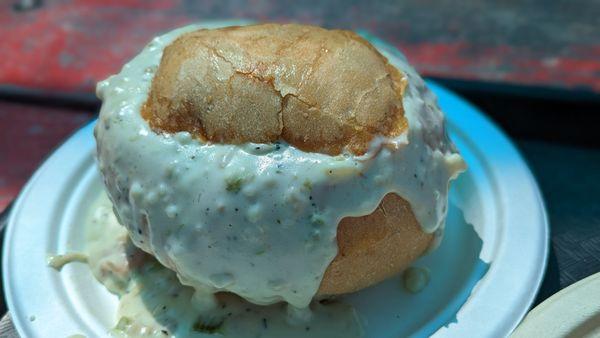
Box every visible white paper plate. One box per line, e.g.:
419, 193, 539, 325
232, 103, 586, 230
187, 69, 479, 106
512, 272, 600, 337
2, 43, 548, 338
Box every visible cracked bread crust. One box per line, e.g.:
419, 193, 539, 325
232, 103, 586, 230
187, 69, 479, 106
142, 23, 408, 155
139, 24, 433, 296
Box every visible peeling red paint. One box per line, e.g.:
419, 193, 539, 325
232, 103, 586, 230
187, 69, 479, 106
0, 102, 93, 211
400, 42, 600, 90
1, 1, 191, 92
1, 0, 599, 93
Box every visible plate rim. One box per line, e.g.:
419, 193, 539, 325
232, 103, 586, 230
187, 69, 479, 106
512, 271, 600, 337
427, 81, 549, 337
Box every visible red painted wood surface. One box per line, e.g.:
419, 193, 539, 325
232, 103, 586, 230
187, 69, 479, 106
1, 0, 599, 94
0, 101, 93, 210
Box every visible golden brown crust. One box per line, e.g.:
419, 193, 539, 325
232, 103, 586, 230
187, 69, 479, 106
317, 193, 433, 296
143, 23, 407, 155
144, 23, 426, 295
